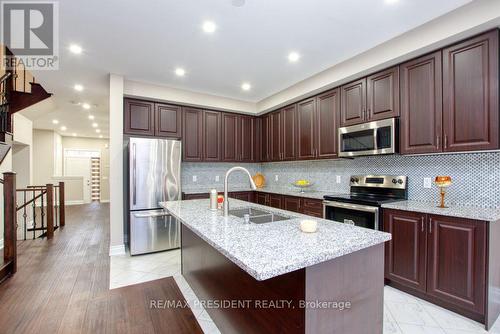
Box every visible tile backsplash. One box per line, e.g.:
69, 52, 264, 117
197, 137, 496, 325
181, 152, 500, 208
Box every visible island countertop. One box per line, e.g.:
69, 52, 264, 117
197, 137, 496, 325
160, 199, 391, 281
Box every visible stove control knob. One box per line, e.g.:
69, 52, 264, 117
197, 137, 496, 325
392, 179, 397, 184
398, 179, 404, 185
350, 178, 355, 183
354, 178, 359, 183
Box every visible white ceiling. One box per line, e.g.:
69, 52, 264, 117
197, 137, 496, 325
29, 0, 473, 138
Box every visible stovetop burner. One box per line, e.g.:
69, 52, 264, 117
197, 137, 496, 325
323, 193, 404, 206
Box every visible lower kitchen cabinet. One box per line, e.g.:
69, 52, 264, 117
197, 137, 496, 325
301, 198, 324, 218
228, 191, 254, 202
383, 209, 487, 322
182, 193, 210, 200
255, 192, 269, 206
269, 194, 283, 209
283, 196, 301, 212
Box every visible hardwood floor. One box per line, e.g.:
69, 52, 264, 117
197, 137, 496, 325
0, 203, 203, 334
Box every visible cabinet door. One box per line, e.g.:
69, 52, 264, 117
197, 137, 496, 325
222, 113, 239, 162
302, 198, 323, 218
316, 89, 340, 159
229, 191, 253, 202
240, 115, 254, 162
269, 194, 283, 209
384, 209, 427, 292
124, 99, 155, 136
281, 105, 297, 160
255, 193, 269, 206
367, 66, 400, 121
400, 52, 443, 154
443, 30, 499, 152
270, 111, 282, 161
183, 193, 209, 200
283, 196, 302, 213
341, 78, 366, 126
253, 117, 261, 163
155, 103, 182, 138
260, 115, 270, 162
203, 110, 222, 161
182, 107, 203, 161
427, 215, 486, 314
296, 98, 316, 160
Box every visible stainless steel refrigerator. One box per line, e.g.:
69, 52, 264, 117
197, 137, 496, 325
128, 137, 181, 255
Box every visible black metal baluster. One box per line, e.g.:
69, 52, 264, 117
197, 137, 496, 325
22, 191, 27, 240
40, 189, 45, 237
32, 189, 36, 239
54, 187, 59, 228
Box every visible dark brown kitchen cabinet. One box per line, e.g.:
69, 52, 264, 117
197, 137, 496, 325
255, 192, 269, 206
316, 89, 340, 158
301, 198, 323, 218
427, 215, 486, 315
269, 194, 283, 209
203, 110, 222, 161
366, 66, 400, 121
222, 113, 239, 161
253, 117, 261, 163
340, 78, 366, 126
384, 209, 488, 321
182, 107, 203, 161
260, 114, 270, 162
384, 209, 428, 292
183, 193, 210, 200
283, 196, 301, 212
124, 99, 155, 136
340, 67, 399, 126
400, 51, 443, 154
239, 115, 254, 162
281, 105, 296, 160
296, 98, 316, 160
155, 103, 182, 138
270, 111, 282, 161
228, 191, 254, 202
442, 30, 499, 152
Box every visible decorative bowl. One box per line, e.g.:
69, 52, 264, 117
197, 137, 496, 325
291, 181, 313, 193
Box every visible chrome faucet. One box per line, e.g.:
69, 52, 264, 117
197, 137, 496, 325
224, 166, 257, 216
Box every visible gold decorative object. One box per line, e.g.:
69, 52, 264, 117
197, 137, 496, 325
252, 173, 265, 188
434, 176, 452, 208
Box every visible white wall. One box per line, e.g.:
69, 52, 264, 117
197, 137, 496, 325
109, 74, 125, 254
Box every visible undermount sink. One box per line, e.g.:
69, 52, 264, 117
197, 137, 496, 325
228, 207, 296, 224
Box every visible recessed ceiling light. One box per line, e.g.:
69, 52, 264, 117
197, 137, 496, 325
95, 129, 101, 133
52, 119, 59, 124
202, 21, 217, 33
82, 103, 91, 110
92, 123, 98, 128
88, 114, 95, 120
241, 83, 251, 91
69, 44, 82, 54
74, 84, 84, 92
60, 126, 67, 131
175, 68, 186, 77
72, 133, 77, 137
288, 52, 300, 63
99, 135, 103, 138
384, 0, 399, 4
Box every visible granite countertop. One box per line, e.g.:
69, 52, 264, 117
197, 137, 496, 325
160, 199, 391, 281
382, 200, 500, 222
182, 185, 335, 200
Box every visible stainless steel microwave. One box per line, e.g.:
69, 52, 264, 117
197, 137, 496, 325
338, 118, 397, 157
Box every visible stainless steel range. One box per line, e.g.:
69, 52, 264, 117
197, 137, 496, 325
323, 175, 408, 230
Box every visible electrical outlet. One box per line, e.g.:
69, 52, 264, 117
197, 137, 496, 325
192, 175, 197, 182
215, 175, 220, 182
275, 175, 279, 182
423, 177, 432, 189
336, 175, 341, 184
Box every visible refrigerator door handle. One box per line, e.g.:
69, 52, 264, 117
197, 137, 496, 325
132, 143, 137, 205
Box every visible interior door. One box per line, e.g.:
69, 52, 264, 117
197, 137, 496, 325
64, 156, 92, 203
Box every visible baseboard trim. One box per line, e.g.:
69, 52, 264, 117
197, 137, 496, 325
100, 199, 110, 203
65, 200, 85, 206
0, 238, 3, 250
109, 244, 126, 256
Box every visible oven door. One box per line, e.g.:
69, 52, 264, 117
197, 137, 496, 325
323, 201, 379, 230
338, 118, 396, 157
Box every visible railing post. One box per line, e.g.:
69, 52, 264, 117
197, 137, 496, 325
46, 184, 54, 239
58, 181, 65, 227
3, 172, 17, 273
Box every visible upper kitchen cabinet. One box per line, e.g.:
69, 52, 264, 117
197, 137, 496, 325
155, 103, 182, 138
367, 66, 400, 121
340, 67, 399, 126
270, 111, 282, 161
260, 114, 270, 162
400, 51, 443, 154
203, 110, 222, 161
316, 89, 340, 158
281, 105, 297, 160
239, 115, 254, 162
182, 107, 203, 161
296, 98, 316, 160
124, 99, 155, 136
341, 78, 366, 126
222, 113, 239, 162
442, 30, 499, 152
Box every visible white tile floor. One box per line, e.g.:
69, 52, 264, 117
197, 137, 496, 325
110, 250, 500, 334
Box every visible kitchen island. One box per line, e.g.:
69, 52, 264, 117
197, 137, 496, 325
160, 199, 391, 334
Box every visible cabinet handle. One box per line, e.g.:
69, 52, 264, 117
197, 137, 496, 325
421, 217, 424, 232
428, 218, 432, 233
444, 135, 448, 149
436, 135, 440, 149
